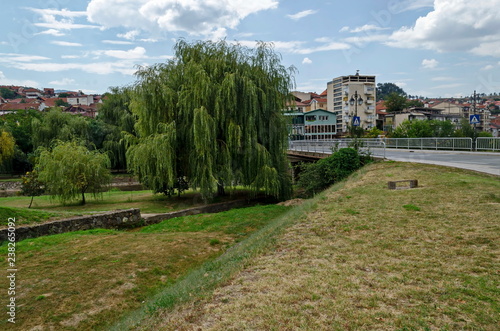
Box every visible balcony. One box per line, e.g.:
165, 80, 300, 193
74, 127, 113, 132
365, 109, 374, 114
364, 87, 375, 95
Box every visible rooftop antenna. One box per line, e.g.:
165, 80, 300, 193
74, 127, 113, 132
355, 70, 360, 76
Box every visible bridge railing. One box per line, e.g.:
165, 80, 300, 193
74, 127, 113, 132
476, 137, 500, 152
288, 139, 386, 158
383, 137, 473, 151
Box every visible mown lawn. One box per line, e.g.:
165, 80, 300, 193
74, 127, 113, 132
139, 162, 499, 330
0, 204, 290, 330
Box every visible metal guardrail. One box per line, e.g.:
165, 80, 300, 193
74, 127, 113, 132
476, 137, 500, 152
383, 137, 473, 151
289, 139, 387, 158
289, 137, 500, 156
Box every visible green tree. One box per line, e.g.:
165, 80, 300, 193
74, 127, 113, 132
32, 109, 91, 149
97, 86, 136, 170
385, 92, 408, 112
58, 92, 70, 98
376, 82, 407, 101
0, 87, 18, 99
20, 170, 45, 208
407, 99, 424, 108
36, 141, 111, 205
55, 98, 70, 107
391, 119, 456, 138
0, 129, 15, 166
126, 40, 295, 201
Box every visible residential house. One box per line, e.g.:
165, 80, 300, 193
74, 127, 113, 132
285, 109, 337, 140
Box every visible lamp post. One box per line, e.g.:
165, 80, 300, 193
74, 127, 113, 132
349, 90, 364, 125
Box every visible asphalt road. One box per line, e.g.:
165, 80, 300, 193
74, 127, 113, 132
382, 149, 500, 176
289, 145, 500, 176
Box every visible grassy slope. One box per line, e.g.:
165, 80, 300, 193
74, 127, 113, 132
142, 161, 499, 330
0, 205, 290, 330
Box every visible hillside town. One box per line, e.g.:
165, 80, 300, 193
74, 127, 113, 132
0, 86, 101, 118
1, 75, 500, 138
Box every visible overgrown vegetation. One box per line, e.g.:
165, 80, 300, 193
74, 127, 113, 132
0, 204, 290, 330
297, 147, 370, 196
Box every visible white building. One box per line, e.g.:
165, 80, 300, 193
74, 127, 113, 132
327, 72, 376, 133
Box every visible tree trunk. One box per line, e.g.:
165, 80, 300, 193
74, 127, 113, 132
81, 191, 86, 205
217, 181, 226, 197
28, 195, 34, 208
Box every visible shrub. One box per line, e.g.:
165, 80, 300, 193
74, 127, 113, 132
297, 148, 364, 197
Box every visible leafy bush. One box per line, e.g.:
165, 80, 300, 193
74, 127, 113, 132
297, 148, 364, 196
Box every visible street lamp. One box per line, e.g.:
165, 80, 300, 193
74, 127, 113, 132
349, 90, 364, 124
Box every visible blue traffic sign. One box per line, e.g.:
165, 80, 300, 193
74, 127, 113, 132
352, 116, 361, 126
469, 114, 481, 124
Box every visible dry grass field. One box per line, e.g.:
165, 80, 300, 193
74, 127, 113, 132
139, 161, 499, 330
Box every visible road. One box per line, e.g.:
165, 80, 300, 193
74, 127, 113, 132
289, 145, 500, 176
382, 149, 500, 176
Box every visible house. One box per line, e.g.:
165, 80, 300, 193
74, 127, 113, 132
285, 109, 337, 140
67, 95, 94, 106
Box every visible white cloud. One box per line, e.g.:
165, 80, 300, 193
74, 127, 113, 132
236, 39, 350, 55
87, 0, 278, 38
0, 70, 40, 87
27, 7, 99, 31
342, 24, 389, 33
481, 64, 495, 71
388, 0, 500, 57
36, 29, 65, 37
118, 30, 140, 41
102, 47, 148, 60
302, 57, 312, 64
422, 58, 438, 69
287, 10, 317, 20
0, 53, 50, 63
51, 41, 83, 47
49, 78, 75, 86
389, 0, 434, 13
432, 76, 454, 81
11, 61, 138, 76
61, 55, 81, 59
434, 83, 464, 89
102, 40, 134, 45
394, 81, 408, 88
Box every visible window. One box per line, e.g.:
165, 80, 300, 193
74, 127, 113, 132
305, 115, 316, 121
319, 115, 329, 121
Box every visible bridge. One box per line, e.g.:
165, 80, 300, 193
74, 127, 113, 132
288, 138, 500, 176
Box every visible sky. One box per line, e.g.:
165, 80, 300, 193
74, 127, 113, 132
1, 0, 500, 98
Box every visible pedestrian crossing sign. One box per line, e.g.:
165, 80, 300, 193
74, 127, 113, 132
352, 116, 361, 126
469, 114, 480, 124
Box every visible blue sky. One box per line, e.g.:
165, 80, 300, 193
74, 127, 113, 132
1, 0, 500, 98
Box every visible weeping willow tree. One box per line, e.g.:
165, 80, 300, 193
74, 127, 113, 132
32, 108, 91, 149
126, 40, 295, 201
98, 86, 136, 170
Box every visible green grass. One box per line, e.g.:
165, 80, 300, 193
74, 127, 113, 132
0, 206, 63, 226
0, 204, 291, 330
141, 204, 289, 235
136, 162, 499, 330
0, 188, 260, 227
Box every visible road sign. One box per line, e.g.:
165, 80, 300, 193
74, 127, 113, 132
470, 114, 481, 124
352, 116, 360, 126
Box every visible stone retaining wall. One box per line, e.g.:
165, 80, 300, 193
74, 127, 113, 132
0, 197, 275, 243
0, 209, 141, 242
142, 197, 274, 225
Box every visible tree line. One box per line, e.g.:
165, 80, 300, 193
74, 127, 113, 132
1, 40, 296, 204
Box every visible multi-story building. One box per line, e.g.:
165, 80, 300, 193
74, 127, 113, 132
327, 71, 376, 133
